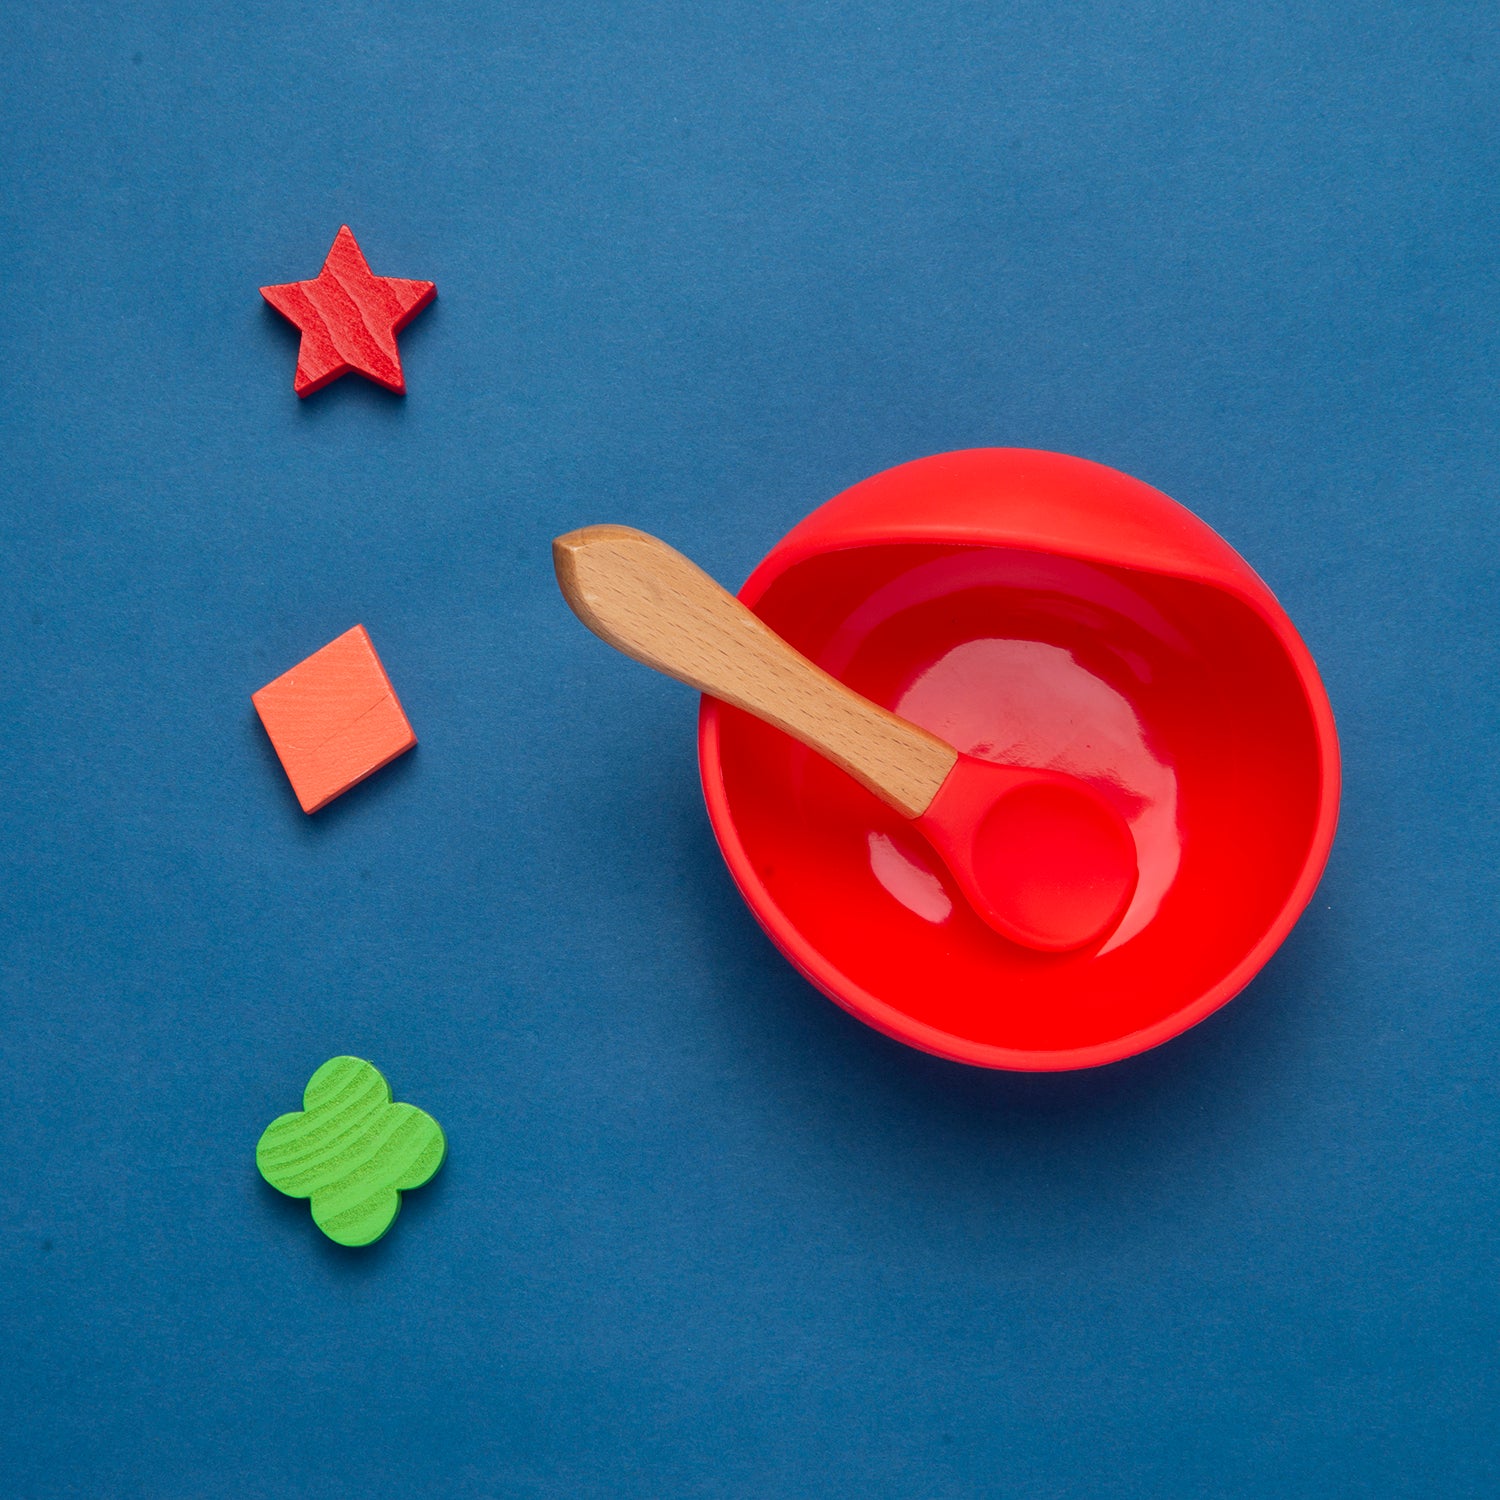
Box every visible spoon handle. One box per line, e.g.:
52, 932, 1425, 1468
553, 525, 957, 818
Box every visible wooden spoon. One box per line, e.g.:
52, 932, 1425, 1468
553, 525, 1139, 952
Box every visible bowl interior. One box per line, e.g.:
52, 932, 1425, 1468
707, 542, 1325, 1066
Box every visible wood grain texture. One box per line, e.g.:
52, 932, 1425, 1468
553, 525, 957, 818
260, 225, 435, 396
251, 624, 417, 813
257, 1057, 447, 1248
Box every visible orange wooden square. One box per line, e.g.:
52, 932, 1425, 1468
252, 625, 416, 813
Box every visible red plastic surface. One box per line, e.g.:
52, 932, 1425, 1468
260, 226, 435, 397
698, 449, 1341, 1071
917, 758, 1138, 952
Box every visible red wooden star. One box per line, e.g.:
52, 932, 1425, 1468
261, 226, 435, 397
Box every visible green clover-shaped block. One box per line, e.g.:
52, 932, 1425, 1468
257, 1057, 446, 1247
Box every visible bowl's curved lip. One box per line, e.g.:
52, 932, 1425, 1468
697, 449, 1342, 1071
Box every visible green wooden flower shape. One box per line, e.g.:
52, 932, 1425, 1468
257, 1057, 446, 1247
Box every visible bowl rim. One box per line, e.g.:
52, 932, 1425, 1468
697, 449, 1342, 1070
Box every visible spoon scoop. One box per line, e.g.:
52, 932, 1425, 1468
553, 525, 1139, 952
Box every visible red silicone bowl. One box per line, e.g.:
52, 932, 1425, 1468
698, 449, 1340, 1070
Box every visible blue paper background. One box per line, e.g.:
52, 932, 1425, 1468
2, 3, 1496, 1496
